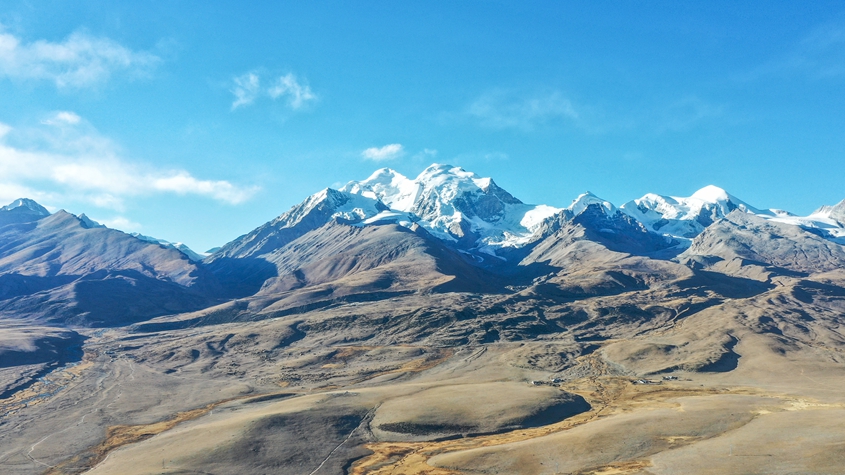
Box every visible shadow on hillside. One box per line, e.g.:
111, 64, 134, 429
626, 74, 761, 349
0, 273, 78, 300
205, 257, 279, 299
71, 270, 212, 327
699, 335, 740, 372
679, 271, 775, 299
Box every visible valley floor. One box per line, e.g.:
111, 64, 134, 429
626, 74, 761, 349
2, 294, 845, 475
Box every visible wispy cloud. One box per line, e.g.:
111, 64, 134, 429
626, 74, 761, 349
467, 90, 579, 130
41, 111, 81, 126
790, 23, 845, 78
268, 73, 316, 109
742, 22, 845, 81
362, 143, 404, 161
153, 172, 255, 204
460, 86, 725, 136
0, 29, 160, 88
0, 112, 259, 210
230, 71, 316, 110
230, 72, 260, 110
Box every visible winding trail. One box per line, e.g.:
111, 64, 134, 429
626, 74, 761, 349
308, 406, 378, 475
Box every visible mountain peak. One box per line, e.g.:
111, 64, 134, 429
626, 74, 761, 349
618, 185, 769, 239
568, 192, 616, 216
690, 185, 731, 203
1, 198, 50, 216
77, 213, 105, 229
342, 167, 416, 210
363, 167, 406, 182
0, 198, 51, 226
831, 199, 845, 225
420, 162, 461, 174
412, 164, 504, 201
812, 198, 845, 225
416, 163, 481, 184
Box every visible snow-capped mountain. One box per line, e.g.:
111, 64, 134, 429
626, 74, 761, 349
618, 185, 845, 244
214, 164, 562, 260
765, 198, 845, 244
820, 199, 845, 225
1, 198, 50, 215
212, 165, 845, 263
565, 191, 617, 217
0, 198, 51, 226
340, 164, 561, 253
211, 187, 393, 260
619, 185, 776, 239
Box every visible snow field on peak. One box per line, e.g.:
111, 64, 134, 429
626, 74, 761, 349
329, 191, 390, 223
521, 205, 562, 230
567, 192, 616, 216
338, 164, 562, 252
766, 214, 845, 244
341, 168, 419, 211
689, 184, 733, 204
1, 198, 50, 215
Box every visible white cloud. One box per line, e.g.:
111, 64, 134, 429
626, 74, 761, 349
153, 172, 256, 204
268, 73, 316, 109
230, 72, 260, 110
362, 143, 404, 161
0, 181, 59, 206
467, 90, 579, 130
41, 111, 81, 126
0, 113, 259, 210
0, 29, 160, 88
230, 71, 316, 110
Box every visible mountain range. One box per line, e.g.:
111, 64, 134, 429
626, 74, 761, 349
1, 163, 843, 329
213, 163, 845, 264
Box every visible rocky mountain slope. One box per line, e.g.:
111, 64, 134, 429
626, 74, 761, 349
0, 207, 218, 326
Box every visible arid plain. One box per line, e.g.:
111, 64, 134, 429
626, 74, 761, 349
4, 265, 845, 474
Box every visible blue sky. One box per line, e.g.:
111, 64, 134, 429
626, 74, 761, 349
1, 1, 844, 252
